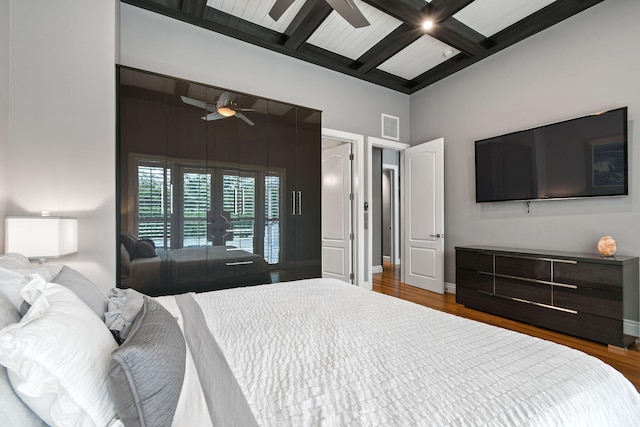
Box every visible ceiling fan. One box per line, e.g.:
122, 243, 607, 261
269, 0, 369, 29
180, 93, 256, 126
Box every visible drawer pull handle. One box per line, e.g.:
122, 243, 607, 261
479, 291, 578, 314
493, 273, 578, 289
225, 261, 254, 266
495, 253, 578, 264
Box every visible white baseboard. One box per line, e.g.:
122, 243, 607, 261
372, 265, 383, 274
445, 282, 456, 294
624, 319, 640, 337
382, 256, 391, 263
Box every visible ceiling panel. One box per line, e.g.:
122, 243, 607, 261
206, 0, 306, 32
307, 0, 402, 60
453, 0, 557, 37
125, 0, 607, 94
377, 35, 460, 81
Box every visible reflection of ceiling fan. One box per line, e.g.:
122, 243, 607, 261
269, 0, 369, 29
180, 93, 256, 126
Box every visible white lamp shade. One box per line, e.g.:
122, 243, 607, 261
5, 216, 78, 259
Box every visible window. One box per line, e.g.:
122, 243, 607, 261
223, 173, 256, 253
133, 157, 281, 263
264, 174, 280, 264
182, 171, 211, 247
137, 164, 171, 249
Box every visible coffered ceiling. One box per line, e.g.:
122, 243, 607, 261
122, 0, 605, 94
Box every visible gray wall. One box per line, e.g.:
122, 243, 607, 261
3, 0, 117, 291
410, 0, 640, 288
119, 3, 410, 139
382, 169, 391, 258
382, 149, 399, 261
382, 149, 399, 166
0, 0, 8, 253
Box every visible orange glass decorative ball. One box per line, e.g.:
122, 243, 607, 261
597, 236, 617, 257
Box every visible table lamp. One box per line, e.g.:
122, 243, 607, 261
5, 212, 78, 263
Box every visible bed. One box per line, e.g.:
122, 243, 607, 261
1, 254, 640, 427
120, 243, 272, 296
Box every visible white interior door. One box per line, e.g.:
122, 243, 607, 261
402, 138, 444, 293
322, 143, 353, 283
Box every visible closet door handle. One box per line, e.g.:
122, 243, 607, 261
297, 191, 302, 215
291, 191, 296, 215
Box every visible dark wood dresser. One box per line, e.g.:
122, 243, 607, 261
456, 246, 639, 348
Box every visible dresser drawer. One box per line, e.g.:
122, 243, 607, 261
553, 262, 622, 292
456, 250, 493, 272
495, 276, 551, 305
495, 256, 550, 281
553, 286, 623, 319
456, 269, 492, 293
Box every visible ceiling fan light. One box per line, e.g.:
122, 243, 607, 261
218, 106, 236, 117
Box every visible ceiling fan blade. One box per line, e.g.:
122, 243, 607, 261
202, 112, 225, 121
326, 0, 369, 28
269, 0, 295, 21
182, 96, 216, 112
181, 96, 207, 109
235, 112, 255, 126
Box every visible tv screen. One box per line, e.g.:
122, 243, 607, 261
475, 107, 628, 202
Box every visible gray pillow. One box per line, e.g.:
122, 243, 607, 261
121, 234, 138, 260
108, 297, 186, 427
0, 295, 47, 426
51, 266, 109, 319
136, 240, 157, 258
120, 244, 131, 277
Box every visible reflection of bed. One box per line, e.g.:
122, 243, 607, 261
122, 246, 271, 296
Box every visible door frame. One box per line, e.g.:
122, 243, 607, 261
382, 164, 400, 265
321, 128, 365, 288
366, 137, 410, 288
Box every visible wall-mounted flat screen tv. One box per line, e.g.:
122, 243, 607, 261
475, 107, 628, 203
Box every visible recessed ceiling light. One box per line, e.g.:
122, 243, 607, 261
443, 49, 454, 58
422, 20, 433, 30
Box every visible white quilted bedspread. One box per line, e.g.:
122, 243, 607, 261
194, 278, 640, 426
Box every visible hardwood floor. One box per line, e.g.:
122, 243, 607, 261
372, 262, 640, 392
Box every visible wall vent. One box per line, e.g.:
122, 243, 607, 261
381, 114, 399, 141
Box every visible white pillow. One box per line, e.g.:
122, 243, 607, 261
0, 267, 29, 310
0, 277, 118, 427
0, 253, 63, 281
0, 257, 64, 311
0, 253, 31, 270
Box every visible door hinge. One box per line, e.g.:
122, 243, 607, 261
350, 233, 354, 241
349, 193, 354, 201
349, 273, 354, 281
349, 153, 354, 160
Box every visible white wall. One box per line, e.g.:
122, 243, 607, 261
410, 0, 640, 290
0, 0, 9, 252
119, 3, 410, 140
6, 0, 117, 292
